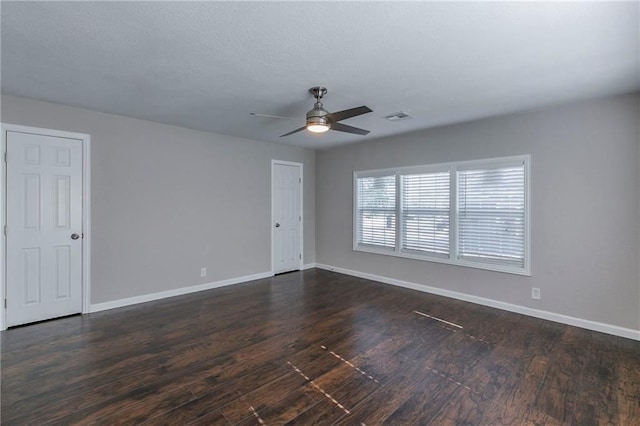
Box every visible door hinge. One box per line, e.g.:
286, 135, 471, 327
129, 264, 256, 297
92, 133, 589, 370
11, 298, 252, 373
299, 216, 301, 222
3, 152, 6, 163
4, 299, 6, 309
299, 253, 302, 259
3, 225, 6, 236
299, 177, 301, 184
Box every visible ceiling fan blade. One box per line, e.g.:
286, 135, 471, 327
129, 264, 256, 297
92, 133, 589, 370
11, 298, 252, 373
326, 106, 372, 123
280, 126, 307, 137
250, 112, 298, 120
330, 122, 370, 135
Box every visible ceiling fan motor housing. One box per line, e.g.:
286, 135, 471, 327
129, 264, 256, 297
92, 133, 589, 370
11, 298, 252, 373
306, 101, 330, 127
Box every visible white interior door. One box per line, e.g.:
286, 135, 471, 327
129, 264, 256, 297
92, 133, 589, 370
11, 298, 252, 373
273, 162, 302, 274
6, 130, 83, 326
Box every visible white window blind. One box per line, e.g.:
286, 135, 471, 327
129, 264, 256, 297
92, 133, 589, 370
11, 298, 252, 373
401, 172, 450, 257
356, 174, 396, 249
457, 163, 525, 268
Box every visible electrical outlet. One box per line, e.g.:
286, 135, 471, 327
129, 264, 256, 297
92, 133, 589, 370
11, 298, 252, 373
531, 287, 541, 300
200, 267, 207, 277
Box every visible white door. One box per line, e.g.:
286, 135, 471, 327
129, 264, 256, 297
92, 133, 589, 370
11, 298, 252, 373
273, 162, 302, 274
6, 131, 83, 326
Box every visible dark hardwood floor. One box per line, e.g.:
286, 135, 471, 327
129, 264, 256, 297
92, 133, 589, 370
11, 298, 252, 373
2, 269, 639, 425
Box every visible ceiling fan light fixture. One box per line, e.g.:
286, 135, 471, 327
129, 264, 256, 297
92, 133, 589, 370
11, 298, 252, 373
306, 116, 330, 133
307, 124, 330, 133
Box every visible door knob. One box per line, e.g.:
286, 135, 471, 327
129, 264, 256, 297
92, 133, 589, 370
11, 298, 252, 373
275, 223, 280, 228
71, 233, 80, 240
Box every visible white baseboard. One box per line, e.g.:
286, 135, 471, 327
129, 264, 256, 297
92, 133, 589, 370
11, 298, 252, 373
315, 263, 640, 341
302, 262, 317, 270
89, 271, 273, 313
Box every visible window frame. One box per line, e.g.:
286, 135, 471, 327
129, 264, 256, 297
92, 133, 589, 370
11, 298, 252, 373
353, 155, 530, 276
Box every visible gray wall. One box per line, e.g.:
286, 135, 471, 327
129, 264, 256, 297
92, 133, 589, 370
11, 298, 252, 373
3, 92, 639, 331
1, 94, 315, 304
316, 93, 640, 330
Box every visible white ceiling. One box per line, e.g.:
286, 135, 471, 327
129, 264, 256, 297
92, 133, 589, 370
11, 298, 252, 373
2, 1, 639, 150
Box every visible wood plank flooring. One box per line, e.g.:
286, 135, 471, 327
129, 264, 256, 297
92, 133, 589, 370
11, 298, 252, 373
2, 269, 639, 425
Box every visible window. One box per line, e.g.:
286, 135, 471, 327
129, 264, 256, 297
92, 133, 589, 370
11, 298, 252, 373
354, 156, 529, 275
355, 174, 396, 250
457, 163, 525, 268
401, 170, 450, 258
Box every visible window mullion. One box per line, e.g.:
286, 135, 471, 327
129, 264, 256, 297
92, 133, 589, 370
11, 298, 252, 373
450, 165, 457, 261
395, 171, 402, 253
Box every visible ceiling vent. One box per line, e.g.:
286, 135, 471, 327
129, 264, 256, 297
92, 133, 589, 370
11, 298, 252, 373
384, 111, 413, 121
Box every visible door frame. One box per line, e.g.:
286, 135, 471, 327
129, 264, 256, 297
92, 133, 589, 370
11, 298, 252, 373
271, 159, 303, 274
1, 123, 91, 330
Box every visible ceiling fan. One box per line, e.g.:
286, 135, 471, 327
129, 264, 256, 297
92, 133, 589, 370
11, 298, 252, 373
252, 87, 373, 137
